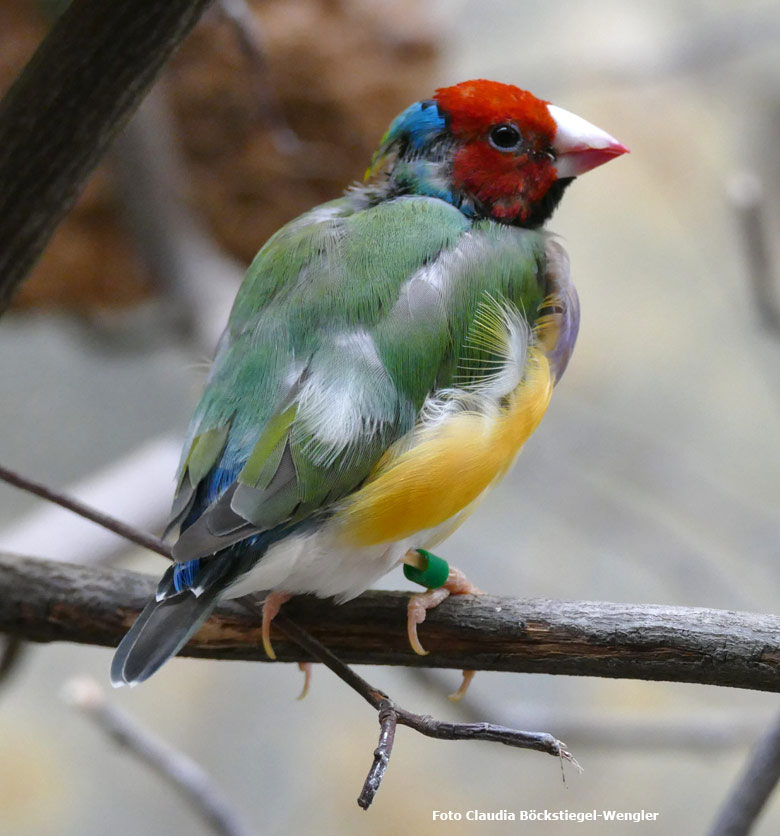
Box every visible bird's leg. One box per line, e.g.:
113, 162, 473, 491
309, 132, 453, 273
405, 564, 481, 700
296, 662, 313, 700
261, 594, 314, 697
407, 586, 449, 656
261, 591, 292, 660
448, 668, 476, 702
406, 566, 482, 655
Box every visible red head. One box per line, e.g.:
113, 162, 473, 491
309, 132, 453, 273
435, 80, 627, 224
369, 79, 627, 227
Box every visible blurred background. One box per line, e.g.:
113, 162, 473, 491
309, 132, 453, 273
1, 0, 780, 833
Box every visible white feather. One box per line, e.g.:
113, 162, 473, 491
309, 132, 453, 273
294, 329, 393, 466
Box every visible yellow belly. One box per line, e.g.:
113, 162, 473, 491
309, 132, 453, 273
336, 347, 553, 546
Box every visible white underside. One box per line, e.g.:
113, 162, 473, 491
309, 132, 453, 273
222, 503, 476, 604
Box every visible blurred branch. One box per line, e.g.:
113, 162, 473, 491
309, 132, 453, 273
110, 87, 242, 353
63, 677, 254, 836
2, 554, 780, 693
217, 0, 302, 155
709, 710, 780, 836
728, 171, 780, 336
0, 636, 27, 694
0, 0, 213, 313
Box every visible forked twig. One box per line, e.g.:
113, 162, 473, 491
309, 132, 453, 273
251, 601, 577, 810
359, 700, 398, 809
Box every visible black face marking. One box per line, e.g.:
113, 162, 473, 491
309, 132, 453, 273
489, 124, 522, 151
522, 177, 573, 228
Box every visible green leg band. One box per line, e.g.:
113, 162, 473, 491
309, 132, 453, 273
403, 549, 450, 590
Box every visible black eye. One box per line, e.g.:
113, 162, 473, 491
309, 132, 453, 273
489, 124, 521, 151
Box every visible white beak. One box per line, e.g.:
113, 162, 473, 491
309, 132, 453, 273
548, 104, 628, 179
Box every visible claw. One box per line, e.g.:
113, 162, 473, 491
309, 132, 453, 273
406, 587, 450, 655
261, 591, 292, 660
296, 662, 312, 700
404, 565, 484, 656
448, 669, 475, 702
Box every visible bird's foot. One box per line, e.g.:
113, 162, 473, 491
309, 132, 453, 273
406, 566, 483, 656
260, 593, 312, 695
296, 662, 312, 700
407, 587, 449, 656
261, 591, 293, 660
448, 669, 476, 702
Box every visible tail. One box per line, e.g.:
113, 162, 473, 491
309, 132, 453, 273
112, 528, 275, 686
111, 586, 220, 687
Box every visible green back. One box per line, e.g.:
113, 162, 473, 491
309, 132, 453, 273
169, 194, 548, 558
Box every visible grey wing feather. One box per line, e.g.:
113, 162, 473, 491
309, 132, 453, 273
170, 439, 304, 561
171, 485, 255, 561
111, 588, 220, 686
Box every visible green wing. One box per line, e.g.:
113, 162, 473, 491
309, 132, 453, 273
168, 195, 548, 560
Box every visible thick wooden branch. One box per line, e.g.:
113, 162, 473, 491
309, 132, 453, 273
1, 554, 779, 692
0, 0, 213, 312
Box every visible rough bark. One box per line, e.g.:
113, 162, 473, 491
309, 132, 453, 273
1, 554, 779, 692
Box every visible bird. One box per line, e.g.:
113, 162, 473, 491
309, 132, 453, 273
111, 79, 627, 687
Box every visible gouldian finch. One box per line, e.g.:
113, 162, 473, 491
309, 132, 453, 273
112, 79, 626, 686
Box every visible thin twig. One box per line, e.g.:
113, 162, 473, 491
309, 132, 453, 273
0, 463, 170, 558
0, 453, 176, 694
264, 606, 382, 704
245, 600, 575, 810
63, 677, 254, 836
414, 670, 764, 751
358, 700, 398, 809
0, 458, 172, 695
709, 710, 780, 836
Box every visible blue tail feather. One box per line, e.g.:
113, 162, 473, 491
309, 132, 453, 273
173, 559, 201, 592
